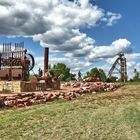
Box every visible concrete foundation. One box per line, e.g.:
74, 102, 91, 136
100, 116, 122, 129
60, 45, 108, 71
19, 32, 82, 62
0, 81, 21, 93
0, 80, 60, 93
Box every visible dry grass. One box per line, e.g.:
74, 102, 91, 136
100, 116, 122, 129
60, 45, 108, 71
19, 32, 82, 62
0, 83, 140, 140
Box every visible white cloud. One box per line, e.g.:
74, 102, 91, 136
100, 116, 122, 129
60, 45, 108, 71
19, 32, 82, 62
106, 53, 140, 65
1, 0, 134, 77
102, 12, 122, 26
126, 61, 140, 79
0, 45, 3, 52
0, 0, 122, 56
34, 55, 92, 75
88, 39, 131, 62
125, 53, 140, 60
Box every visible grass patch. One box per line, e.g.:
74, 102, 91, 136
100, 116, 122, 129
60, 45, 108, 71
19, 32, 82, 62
0, 84, 140, 140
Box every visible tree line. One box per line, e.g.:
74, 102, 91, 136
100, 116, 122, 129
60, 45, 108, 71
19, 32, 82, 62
42, 63, 140, 82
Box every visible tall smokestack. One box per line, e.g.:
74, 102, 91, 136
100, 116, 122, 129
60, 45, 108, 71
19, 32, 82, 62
44, 47, 49, 74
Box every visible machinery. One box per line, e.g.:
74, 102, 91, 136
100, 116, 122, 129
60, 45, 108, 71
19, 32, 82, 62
108, 53, 127, 83
0, 43, 60, 92
30, 47, 60, 90
0, 42, 35, 81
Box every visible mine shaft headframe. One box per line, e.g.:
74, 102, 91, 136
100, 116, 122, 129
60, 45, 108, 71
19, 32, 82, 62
108, 53, 127, 83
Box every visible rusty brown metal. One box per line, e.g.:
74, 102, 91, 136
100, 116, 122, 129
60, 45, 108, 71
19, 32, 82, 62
108, 53, 127, 83
44, 47, 49, 74
0, 53, 1, 70
0, 42, 35, 81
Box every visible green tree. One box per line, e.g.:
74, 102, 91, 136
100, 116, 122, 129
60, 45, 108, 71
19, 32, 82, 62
84, 67, 107, 82
106, 76, 118, 83
99, 69, 107, 82
49, 63, 75, 81
70, 73, 76, 81
84, 68, 99, 78
133, 68, 140, 81
25, 72, 30, 81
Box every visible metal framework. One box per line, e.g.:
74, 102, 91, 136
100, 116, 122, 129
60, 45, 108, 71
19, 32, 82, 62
108, 53, 127, 83
0, 42, 35, 81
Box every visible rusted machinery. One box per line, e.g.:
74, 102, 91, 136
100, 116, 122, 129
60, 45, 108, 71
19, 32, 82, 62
29, 47, 60, 90
0, 43, 60, 92
108, 53, 127, 83
0, 42, 35, 81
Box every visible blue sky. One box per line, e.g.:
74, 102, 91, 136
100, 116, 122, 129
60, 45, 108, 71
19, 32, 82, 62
0, 0, 140, 78
87, 0, 140, 49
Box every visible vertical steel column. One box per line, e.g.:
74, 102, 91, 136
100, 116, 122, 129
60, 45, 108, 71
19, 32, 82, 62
9, 52, 13, 81
119, 53, 127, 83
124, 57, 127, 82
0, 53, 1, 70
22, 49, 27, 81
44, 47, 49, 74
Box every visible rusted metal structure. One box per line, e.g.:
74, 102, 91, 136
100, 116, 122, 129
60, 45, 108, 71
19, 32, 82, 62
44, 47, 49, 74
108, 53, 127, 83
0, 42, 35, 81
30, 47, 60, 90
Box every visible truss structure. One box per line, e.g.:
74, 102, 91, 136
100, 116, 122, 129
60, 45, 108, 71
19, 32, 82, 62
108, 53, 127, 83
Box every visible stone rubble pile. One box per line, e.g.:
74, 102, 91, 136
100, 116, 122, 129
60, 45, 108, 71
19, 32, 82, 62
0, 81, 121, 108
63, 81, 121, 93
83, 77, 101, 82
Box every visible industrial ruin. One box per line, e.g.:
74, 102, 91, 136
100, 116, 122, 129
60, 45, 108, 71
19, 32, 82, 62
0, 42, 60, 93
0, 43, 126, 108
0, 42, 34, 81
108, 53, 127, 83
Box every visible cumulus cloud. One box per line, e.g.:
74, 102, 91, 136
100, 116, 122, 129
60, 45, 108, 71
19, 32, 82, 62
125, 53, 140, 60
1, 0, 133, 76
0, 0, 104, 35
34, 55, 92, 72
126, 61, 140, 79
106, 53, 140, 65
88, 39, 131, 62
0, 0, 122, 56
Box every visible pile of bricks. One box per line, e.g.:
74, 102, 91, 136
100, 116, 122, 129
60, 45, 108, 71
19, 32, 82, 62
0, 82, 121, 108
